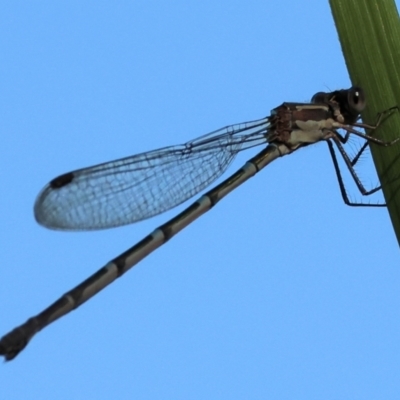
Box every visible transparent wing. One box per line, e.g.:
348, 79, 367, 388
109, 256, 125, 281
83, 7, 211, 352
34, 118, 270, 230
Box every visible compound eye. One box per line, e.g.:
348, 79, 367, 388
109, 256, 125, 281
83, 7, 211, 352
347, 86, 366, 112
311, 92, 330, 104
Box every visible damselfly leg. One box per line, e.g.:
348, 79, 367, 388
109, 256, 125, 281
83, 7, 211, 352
330, 106, 399, 206
313, 88, 398, 206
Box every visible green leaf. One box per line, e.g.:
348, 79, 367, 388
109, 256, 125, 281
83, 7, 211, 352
329, 0, 400, 245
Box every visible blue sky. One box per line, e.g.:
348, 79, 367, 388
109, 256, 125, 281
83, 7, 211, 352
2, 1, 400, 399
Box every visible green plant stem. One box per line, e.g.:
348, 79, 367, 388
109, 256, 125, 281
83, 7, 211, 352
329, 0, 400, 245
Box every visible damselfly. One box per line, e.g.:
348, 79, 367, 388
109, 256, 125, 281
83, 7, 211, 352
1, 86, 397, 360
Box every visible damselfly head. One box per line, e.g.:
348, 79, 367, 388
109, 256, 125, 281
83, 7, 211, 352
311, 86, 366, 125
337, 86, 366, 124
347, 86, 366, 114
311, 86, 366, 112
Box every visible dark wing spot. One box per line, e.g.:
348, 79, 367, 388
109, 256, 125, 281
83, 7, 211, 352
50, 172, 74, 189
